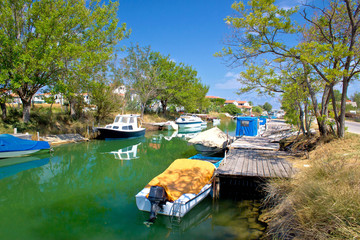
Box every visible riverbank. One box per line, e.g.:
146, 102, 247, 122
261, 133, 360, 239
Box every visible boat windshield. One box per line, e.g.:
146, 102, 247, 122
114, 116, 121, 123
121, 117, 129, 123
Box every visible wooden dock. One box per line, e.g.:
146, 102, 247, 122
217, 148, 294, 179
216, 125, 295, 179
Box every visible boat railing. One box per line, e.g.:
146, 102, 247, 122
170, 202, 182, 221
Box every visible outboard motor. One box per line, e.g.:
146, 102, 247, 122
147, 186, 167, 223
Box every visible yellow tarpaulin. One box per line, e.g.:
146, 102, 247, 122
146, 159, 215, 202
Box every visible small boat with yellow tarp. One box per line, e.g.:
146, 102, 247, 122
135, 158, 216, 222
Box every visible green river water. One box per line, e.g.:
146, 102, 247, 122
0, 120, 265, 240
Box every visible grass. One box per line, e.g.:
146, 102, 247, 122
262, 133, 360, 239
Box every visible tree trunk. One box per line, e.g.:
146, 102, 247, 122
161, 99, 167, 116
338, 79, 349, 138
22, 99, 32, 123
140, 103, 145, 119
1, 101, 7, 120
304, 102, 311, 134
69, 99, 76, 119
330, 86, 340, 135
298, 102, 306, 135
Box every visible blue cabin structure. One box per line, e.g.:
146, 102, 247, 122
259, 116, 267, 126
235, 117, 259, 137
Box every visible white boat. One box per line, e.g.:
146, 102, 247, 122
212, 118, 221, 126
175, 115, 204, 130
188, 127, 233, 156
135, 158, 218, 222
96, 114, 145, 139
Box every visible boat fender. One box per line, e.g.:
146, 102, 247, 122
147, 186, 167, 222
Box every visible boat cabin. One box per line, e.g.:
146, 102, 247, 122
105, 115, 141, 131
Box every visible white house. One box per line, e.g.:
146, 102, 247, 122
224, 100, 252, 112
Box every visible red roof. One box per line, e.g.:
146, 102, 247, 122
206, 96, 223, 99
225, 100, 236, 103
237, 105, 252, 109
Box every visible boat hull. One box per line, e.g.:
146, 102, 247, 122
176, 122, 202, 130
135, 184, 212, 218
97, 128, 145, 139
0, 149, 42, 158
193, 144, 224, 156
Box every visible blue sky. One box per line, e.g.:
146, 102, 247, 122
116, 0, 360, 109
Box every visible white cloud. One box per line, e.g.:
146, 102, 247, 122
215, 72, 242, 89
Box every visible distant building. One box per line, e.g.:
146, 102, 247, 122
224, 100, 252, 114
346, 100, 357, 108
224, 100, 252, 111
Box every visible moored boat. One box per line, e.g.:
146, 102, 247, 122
175, 115, 204, 130
0, 134, 50, 158
135, 158, 217, 222
96, 114, 145, 139
188, 127, 233, 156
212, 118, 221, 126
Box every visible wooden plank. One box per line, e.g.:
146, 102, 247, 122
231, 150, 245, 176
256, 150, 265, 177
242, 150, 250, 176
247, 150, 257, 176
263, 155, 274, 178
279, 160, 293, 178
228, 151, 240, 175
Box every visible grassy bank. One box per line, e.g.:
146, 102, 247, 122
0, 105, 201, 137
262, 133, 360, 239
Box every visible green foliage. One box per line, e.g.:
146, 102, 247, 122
218, 0, 360, 137
150, 52, 209, 114
262, 102, 272, 112
89, 74, 123, 123
252, 106, 263, 114
351, 92, 360, 109
121, 44, 161, 118
221, 104, 242, 115
0, 0, 128, 122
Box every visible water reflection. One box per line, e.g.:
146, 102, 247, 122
0, 119, 264, 240
107, 137, 145, 160
0, 156, 50, 180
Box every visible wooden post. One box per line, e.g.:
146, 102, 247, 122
212, 176, 220, 200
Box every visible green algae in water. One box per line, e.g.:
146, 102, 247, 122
0, 128, 265, 240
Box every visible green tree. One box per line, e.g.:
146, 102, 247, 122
89, 73, 123, 124
151, 53, 203, 115
121, 44, 161, 118
351, 92, 360, 109
0, 0, 128, 122
221, 104, 241, 116
252, 106, 263, 115
208, 98, 226, 113
217, 0, 360, 138
262, 102, 272, 112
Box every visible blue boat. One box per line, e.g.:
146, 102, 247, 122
0, 134, 50, 158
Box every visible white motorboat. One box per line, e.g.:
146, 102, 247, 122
135, 158, 218, 222
175, 115, 204, 130
212, 118, 221, 126
96, 114, 145, 139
